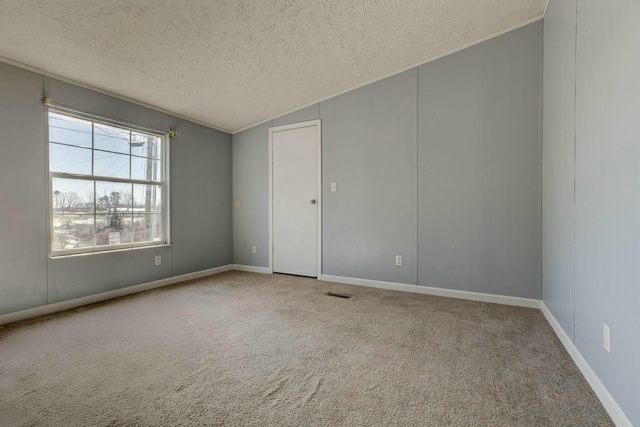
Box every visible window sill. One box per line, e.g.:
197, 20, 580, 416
49, 243, 171, 260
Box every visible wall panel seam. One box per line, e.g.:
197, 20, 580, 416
572, 0, 578, 343
415, 67, 420, 286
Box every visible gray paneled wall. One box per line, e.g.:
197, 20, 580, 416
169, 117, 233, 276
321, 69, 418, 284
45, 78, 170, 132
574, 0, 640, 423
0, 62, 48, 314
0, 62, 232, 315
418, 23, 542, 298
272, 105, 319, 128
232, 123, 271, 267
232, 106, 322, 268
48, 246, 172, 303
543, 0, 640, 424
232, 21, 542, 298
542, 0, 577, 340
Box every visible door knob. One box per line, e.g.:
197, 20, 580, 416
309, 199, 317, 205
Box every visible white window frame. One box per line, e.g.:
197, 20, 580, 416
46, 106, 170, 257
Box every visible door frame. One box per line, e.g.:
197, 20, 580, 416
268, 119, 322, 276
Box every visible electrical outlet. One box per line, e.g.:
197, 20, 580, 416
395, 255, 403, 267
604, 324, 611, 353
155, 255, 161, 266
252, 245, 257, 254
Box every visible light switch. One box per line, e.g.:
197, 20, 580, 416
331, 182, 337, 192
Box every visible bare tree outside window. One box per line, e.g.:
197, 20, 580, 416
48, 110, 165, 254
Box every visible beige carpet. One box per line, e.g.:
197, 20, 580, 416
0, 271, 612, 426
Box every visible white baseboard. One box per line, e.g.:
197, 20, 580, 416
318, 274, 541, 308
232, 264, 272, 274
540, 302, 632, 427
1, 264, 631, 426
0, 264, 233, 326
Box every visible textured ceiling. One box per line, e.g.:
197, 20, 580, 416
0, 0, 546, 133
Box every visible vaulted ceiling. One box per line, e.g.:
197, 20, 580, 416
0, 0, 547, 133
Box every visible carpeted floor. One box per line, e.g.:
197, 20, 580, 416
0, 271, 612, 426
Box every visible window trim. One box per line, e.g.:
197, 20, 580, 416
46, 106, 170, 257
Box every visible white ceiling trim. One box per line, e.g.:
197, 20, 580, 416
0, 12, 544, 136
233, 14, 544, 134
543, 0, 551, 18
0, 0, 550, 134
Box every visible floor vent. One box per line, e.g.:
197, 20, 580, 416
325, 292, 353, 299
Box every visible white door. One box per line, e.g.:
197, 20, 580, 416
271, 122, 320, 277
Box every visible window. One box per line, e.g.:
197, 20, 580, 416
48, 110, 167, 255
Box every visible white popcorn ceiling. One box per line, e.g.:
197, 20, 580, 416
0, 0, 546, 133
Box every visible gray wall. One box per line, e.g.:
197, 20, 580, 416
0, 61, 233, 315
574, 2, 640, 422
543, 0, 640, 424
169, 117, 233, 276
542, 0, 577, 340
232, 106, 323, 267
418, 23, 542, 298
322, 69, 418, 284
232, 123, 271, 267
233, 21, 542, 298
0, 62, 48, 314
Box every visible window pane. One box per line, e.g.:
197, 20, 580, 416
96, 214, 132, 246
133, 214, 162, 243
52, 214, 94, 250
49, 112, 92, 148
96, 181, 132, 213
49, 143, 92, 175
94, 151, 130, 179
133, 184, 162, 213
52, 178, 94, 214
94, 123, 130, 154
131, 133, 162, 159
49, 112, 166, 253
131, 157, 161, 182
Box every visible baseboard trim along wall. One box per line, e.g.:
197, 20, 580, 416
540, 302, 633, 427
0, 264, 234, 326
1, 264, 630, 425
232, 264, 273, 274
318, 274, 541, 308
